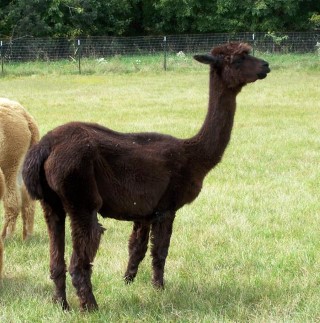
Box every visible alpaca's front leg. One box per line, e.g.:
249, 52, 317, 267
69, 211, 104, 311
124, 221, 150, 284
150, 211, 175, 288
42, 201, 69, 310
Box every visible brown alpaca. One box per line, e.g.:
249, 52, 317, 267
0, 98, 40, 241
22, 42, 270, 311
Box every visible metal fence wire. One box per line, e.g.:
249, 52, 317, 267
0, 32, 319, 62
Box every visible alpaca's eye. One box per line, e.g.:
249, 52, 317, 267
233, 57, 244, 66
232, 56, 244, 65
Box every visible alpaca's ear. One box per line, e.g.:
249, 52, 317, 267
193, 54, 221, 66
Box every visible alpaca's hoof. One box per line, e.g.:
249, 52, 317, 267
81, 303, 99, 312
1, 232, 12, 240
152, 279, 165, 290
80, 298, 99, 312
61, 301, 70, 311
53, 295, 70, 311
124, 273, 135, 284
5, 225, 16, 238
1, 229, 8, 240
22, 227, 33, 240
22, 232, 32, 241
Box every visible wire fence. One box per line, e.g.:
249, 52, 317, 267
0, 32, 319, 74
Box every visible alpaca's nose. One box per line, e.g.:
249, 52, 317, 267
262, 61, 270, 73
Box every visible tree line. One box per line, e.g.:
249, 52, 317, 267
0, 0, 319, 38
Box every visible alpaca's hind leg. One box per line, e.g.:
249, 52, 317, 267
1, 174, 21, 239
42, 201, 69, 310
150, 211, 175, 288
21, 185, 35, 240
69, 211, 104, 311
124, 221, 150, 284
0, 237, 3, 278
0, 168, 5, 200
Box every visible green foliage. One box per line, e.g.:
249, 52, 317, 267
143, 0, 320, 34
265, 32, 289, 45
0, 0, 135, 37
310, 13, 320, 29
0, 0, 319, 37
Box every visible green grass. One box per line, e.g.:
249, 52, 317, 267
0, 53, 199, 76
1, 52, 319, 77
0, 56, 319, 321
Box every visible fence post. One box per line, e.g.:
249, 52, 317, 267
77, 39, 81, 74
252, 33, 255, 56
163, 36, 167, 71
1, 41, 3, 74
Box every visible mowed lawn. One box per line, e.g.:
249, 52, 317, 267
0, 63, 319, 321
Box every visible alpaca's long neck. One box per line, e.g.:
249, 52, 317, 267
185, 69, 240, 173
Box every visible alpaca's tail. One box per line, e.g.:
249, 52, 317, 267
21, 109, 40, 147
22, 137, 51, 200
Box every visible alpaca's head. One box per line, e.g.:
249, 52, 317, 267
194, 42, 270, 89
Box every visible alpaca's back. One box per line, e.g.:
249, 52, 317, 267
0, 98, 39, 147
0, 106, 32, 170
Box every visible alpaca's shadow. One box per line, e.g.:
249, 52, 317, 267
1, 233, 273, 316
0, 270, 274, 317
24, 232, 48, 245
0, 273, 52, 300
3, 231, 47, 246
97, 277, 272, 318
1, 233, 50, 297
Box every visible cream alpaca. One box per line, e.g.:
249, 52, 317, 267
0, 168, 4, 277
0, 98, 39, 243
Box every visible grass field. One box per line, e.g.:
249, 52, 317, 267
1, 52, 320, 76
0, 55, 319, 322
